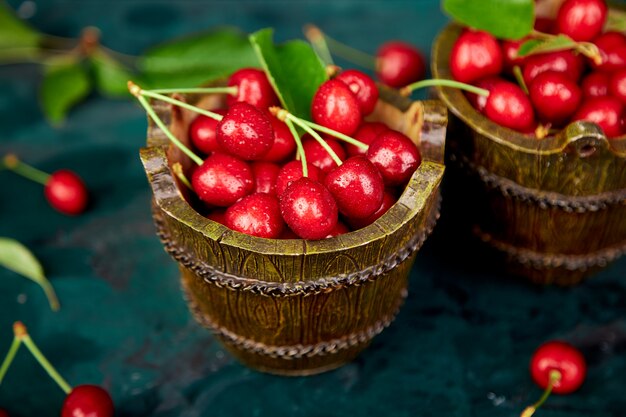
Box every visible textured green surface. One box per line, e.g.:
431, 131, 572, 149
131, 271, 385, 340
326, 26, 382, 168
0, 1, 625, 416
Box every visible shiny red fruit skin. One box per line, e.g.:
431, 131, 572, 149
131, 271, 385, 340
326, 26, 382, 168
252, 161, 281, 196
226, 68, 279, 109
275, 161, 323, 197
225, 193, 284, 238
336, 69, 379, 115
556, 0, 607, 41
465, 76, 506, 114
345, 122, 389, 157
530, 341, 587, 395
325, 221, 349, 238
189, 110, 227, 155
191, 153, 254, 206
263, 114, 297, 162
367, 131, 421, 186
302, 134, 347, 174
62, 385, 114, 417
44, 170, 88, 215
311, 79, 362, 136
217, 102, 274, 160
348, 189, 396, 230
534, 17, 555, 34
501, 37, 530, 73
572, 96, 624, 138
449, 30, 503, 84
280, 177, 338, 240
529, 71, 582, 125
324, 156, 384, 219
484, 81, 535, 132
591, 31, 626, 72
522, 50, 584, 86
581, 72, 610, 98
206, 209, 226, 225
609, 69, 626, 104
376, 41, 426, 88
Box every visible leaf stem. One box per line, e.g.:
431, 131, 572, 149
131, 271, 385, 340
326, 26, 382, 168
0, 335, 21, 385
147, 86, 238, 96
521, 370, 562, 417
401, 79, 490, 97
41, 281, 61, 312
172, 162, 193, 190
286, 114, 343, 167
2, 154, 50, 185
138, 89, 225, 121
284, 118, 308, 177
303, 24, 334, 67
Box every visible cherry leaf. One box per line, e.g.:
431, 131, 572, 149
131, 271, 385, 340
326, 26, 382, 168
0, 2, 41, 49
0, 238, 59, 311
249, 28, 328, 120
517, 35, 577, 57
443, 0, 534, 40
91, 50, 134, 97
40, 58, 91, 125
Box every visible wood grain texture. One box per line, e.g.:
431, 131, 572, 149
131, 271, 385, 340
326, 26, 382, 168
140, 90, 446, 374
432, 21, 626, 285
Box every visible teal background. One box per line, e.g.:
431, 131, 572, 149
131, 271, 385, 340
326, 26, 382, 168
1, 0, 625, 416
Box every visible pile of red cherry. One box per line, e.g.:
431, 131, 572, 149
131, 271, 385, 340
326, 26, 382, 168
179, 67, 421, 240
449, 0, 626, 138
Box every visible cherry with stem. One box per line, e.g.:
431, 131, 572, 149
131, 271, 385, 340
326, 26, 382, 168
521, 370, 561, 417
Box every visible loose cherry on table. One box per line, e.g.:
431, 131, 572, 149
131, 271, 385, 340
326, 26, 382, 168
2, 154, 88, 216
556, 0, 607, 42
449, 29, 503, 84
521, 340, 587, 417
529, 71, 582, 126
376, 41, 426, 88
311, 79, 362, 136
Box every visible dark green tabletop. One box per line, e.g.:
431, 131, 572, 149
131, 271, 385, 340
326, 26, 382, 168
1, 1, 625, 416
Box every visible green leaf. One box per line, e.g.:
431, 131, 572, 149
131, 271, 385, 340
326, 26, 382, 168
91, 50, 133, 97
249, 28, 328, 120
0, 238, 59, 311
138, 27, 259, 89
0, 2, 41, 48
40, 58, 91, 125
517, 34, 577, 57
443, 0, 534, 40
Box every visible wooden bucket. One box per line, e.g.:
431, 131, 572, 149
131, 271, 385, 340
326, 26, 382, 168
139, 89, 447, 375
432, 23, 626, 285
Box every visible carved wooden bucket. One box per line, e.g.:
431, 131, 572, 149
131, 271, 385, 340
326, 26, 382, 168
432, 23, 626, 285
139, 89, 446, 375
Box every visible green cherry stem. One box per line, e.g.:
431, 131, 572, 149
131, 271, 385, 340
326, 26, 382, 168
303, 24, 334, 67
400, 79, 490, 97
0, 333, 21, 384
133, 84, 224, 122
284, 118, 308, 177
513, 65, 529, 94
300, 119, 368, 151
2, 154, 50, 185
172, 162, 193, 190
304, 24, 376, 71
128, 81, 203, 166
521, 370, 562, 417
287, 115, 343, 167
147, 86, 238, 96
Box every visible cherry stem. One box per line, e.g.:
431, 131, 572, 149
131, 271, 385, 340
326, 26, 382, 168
303, 24, 334, 66
172, 162, 193, 190
304, 25, 376, 71
521, 369, 562, 417
12, 322, 72, 394
2, 154, 50, 185
0, 335, 21, 385
288, 115, 343, 167
301, 119, 368, 150
284, 118, 308, 177
513, 65, 529, 94
400, 79, 490, 97
146, 86, 238, 96
128, 82, 203, 166
137, 88, 224, 122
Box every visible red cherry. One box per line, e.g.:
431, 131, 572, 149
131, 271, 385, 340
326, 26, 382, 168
556, 0, 607, 41
251, 161, 280, 196
522, 50, 584, 86
302, 134, 347, 174
191, 152, 254, 206
572, 96, 624, 138
376, 41, 426, 88
591, 31, 626, 71
581, 72, 610, 98
609, 69, 626, 104
530, 341, 587, 395
263, 114, 296, 162
324, 156, 384, 220
62, 385, 114, 417
529, 71, 582, 125
224, 193, 284, 238
279, 227, 299, 239
336, 69, 379, 115
465, 76, 506, 114
347, 189, 396, 230
44, 170, 89, 215
280, 177, 338, 240
325, 221, 350, 238
216, 102, 274, 160
367, 130, 421, 186
345, 122, 389, 157
534, 17, 555, 34
188, 110, 227, 155
449, 30, 503, 84
226, 68, 279, 109
484, 81, 535, 132
311, 79, 362, 136
275, 160, 323, 197
206, 209, 226, 225
501, 37, 530, 73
